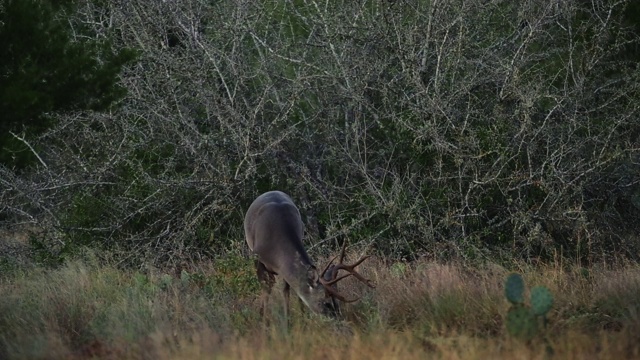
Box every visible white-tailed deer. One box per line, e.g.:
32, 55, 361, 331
244, 191, 374, 318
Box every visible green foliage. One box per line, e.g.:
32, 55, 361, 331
504, 273, 554, 341
159, 273, 174, 290
0, 257, 21, 278
390, 262, 408, 278
262, 0, 312, 40
58, 193, 118, 257
208, 255, 260, 298
29, 236, 65, 267
0, 0, 136, 168
170, 254, 259, 300
57, 139, 200, 262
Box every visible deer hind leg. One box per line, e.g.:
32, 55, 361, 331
255, 260, 275, 318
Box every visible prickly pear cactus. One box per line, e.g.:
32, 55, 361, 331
505, 273, 525, 304
503, 273, 553, 341
506, 304, 538, 341
530, 286, 553, 316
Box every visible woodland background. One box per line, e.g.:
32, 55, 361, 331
1, 0, 640, 269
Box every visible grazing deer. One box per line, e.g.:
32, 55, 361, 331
244, 191, 374, 319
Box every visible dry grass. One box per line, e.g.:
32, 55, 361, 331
0, 254, 639, 359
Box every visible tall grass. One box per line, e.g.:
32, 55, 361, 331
0, 254, 639, 359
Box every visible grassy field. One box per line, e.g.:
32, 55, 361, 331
1, 252, 639, 359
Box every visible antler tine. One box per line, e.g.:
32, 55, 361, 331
320, 240, 349, 281
318, 242, 375, 303
333, 254, 376, 288
320, 253, 339, 279
338, 240, 348, 264
321, 279, 360, 303
321, 272, 352, 286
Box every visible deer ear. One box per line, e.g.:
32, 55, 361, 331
323, 264, 337, 281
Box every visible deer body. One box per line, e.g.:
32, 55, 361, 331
244, 191, 331, 316
244, 191, 374, 319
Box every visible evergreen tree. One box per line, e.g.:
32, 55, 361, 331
0, 0, 135, 168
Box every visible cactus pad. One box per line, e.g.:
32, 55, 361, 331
506, 304, 538, 340
505, 273, 525, 304
530, 286, 553, 316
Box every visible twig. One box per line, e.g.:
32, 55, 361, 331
9, 131, 48, 168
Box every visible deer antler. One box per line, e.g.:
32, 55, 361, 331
319, 242, 375, 302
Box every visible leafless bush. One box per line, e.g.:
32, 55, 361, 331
1, 0, 639, 266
